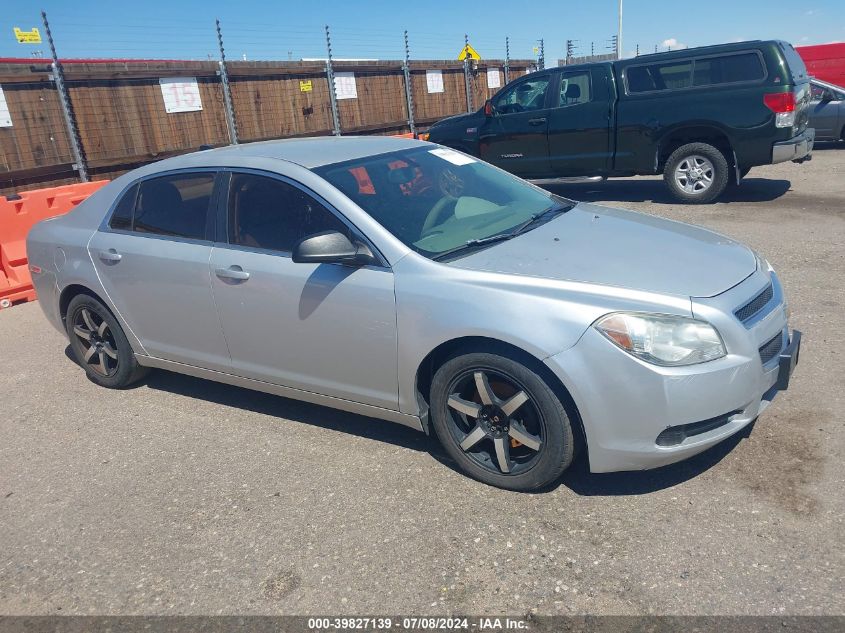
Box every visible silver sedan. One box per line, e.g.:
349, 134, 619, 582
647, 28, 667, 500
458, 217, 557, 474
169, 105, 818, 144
26, 137, 801, 490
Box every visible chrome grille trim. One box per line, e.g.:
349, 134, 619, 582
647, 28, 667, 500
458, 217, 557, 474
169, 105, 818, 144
759, 332, 783, 365
735, 283, 774, 324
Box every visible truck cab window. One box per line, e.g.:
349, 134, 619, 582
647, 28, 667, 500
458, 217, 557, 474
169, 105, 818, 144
494, 77, 550, 114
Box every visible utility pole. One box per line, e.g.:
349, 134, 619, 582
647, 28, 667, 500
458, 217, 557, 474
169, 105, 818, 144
42, 10, 88, 182
402, 30, 415, 135
463, 34, 473, 112
216, 19, 239, 145
617, 0, 623, 60
565, 40, 577, 65
325, 25, 341, 136
504, 37, 510, 83
537, 38, 545, 70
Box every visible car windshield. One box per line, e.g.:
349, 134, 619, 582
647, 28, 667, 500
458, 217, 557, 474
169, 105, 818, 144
314, 146, 569, 259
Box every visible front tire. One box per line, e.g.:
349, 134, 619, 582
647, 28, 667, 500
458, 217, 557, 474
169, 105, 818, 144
430, 350, 575, 491
663, 142, 729, 204
66, 294, 148, 388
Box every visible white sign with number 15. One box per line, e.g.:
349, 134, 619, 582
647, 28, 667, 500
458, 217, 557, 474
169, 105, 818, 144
159, 77, 203, 113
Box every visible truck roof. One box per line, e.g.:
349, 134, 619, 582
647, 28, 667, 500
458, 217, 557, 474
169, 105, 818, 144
549, 40, 787, 73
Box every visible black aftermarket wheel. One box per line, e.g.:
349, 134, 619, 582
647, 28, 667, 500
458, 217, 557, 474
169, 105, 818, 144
430, 350, 574, 491
66, 294, 148, 388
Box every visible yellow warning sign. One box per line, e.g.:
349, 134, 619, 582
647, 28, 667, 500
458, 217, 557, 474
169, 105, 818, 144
299, 80, 313, 93
457, 43, 481, 61
13, 27, 42, 44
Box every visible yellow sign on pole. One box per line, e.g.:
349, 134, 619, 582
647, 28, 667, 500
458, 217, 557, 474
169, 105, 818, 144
299, 79, 313, 93
457, 43, 481, 61
13, 27, 42, 44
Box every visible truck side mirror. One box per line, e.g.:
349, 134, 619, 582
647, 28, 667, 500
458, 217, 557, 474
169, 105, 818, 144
484, 100, 495, 116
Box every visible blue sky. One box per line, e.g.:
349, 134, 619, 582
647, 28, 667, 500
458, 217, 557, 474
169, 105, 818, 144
1, 0, 842, 62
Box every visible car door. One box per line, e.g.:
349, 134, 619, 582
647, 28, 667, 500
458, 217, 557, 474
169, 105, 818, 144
809, 82, 842, 140
88, 170, 232, 372
478, 73, 553, 178
208, 170, 399, 410
547, 67, 613, 175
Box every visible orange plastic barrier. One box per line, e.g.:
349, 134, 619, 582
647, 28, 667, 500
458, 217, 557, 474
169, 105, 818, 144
391, 132, 416, 139
0, 181, 109, 310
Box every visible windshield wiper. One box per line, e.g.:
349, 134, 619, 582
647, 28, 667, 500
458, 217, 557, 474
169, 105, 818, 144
430, 200, 574, 262
431, 233, 516, 261
510, 201, 574, 237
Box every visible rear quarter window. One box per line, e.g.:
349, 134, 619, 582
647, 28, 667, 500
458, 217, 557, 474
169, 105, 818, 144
109, 183, 138, 231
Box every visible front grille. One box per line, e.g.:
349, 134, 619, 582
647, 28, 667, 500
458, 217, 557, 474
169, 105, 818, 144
759, 332, 783, 365
735, 283, 774, 323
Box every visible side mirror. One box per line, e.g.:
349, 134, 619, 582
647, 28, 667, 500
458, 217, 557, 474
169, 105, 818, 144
821, 90, 834, 103
484, 100, 495, 116
292, 230, 376, 266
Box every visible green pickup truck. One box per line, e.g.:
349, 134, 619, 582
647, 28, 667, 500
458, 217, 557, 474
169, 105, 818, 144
425, 40, 814, 203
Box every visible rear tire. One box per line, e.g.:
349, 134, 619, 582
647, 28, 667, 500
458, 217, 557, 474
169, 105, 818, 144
66, 294, 148, 388
663, 142, 729, 204
430, 350, 575, 491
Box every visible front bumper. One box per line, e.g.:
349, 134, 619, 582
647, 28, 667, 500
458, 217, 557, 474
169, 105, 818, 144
544, 270, 799, 473
772, 128, 814, 164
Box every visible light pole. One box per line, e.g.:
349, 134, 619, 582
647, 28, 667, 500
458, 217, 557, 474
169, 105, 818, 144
617, 0, 623, 60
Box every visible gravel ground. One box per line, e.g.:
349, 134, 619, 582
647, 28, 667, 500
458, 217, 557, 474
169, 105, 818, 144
1, 146, 843, 617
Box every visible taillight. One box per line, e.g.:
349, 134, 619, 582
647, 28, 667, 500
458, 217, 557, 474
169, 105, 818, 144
764, 92, 796, 128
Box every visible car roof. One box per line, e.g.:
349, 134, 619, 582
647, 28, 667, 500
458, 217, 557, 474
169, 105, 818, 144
141, 135, 423, 172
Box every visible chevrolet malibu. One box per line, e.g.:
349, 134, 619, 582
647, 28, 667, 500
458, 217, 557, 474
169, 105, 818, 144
26, 137, 801, 491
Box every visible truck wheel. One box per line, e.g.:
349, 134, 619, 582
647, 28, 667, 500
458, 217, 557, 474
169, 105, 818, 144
663, 143, 729, 204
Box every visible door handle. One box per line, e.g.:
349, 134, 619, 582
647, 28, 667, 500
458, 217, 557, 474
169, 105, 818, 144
215, 265, 250, 281
528, 117, 547, 126
98, 249, 122, 263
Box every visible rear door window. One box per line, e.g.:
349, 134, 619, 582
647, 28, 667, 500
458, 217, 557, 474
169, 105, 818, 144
557, 72, 592, 106
693, 53, 765, 86
133, 173, 215, 240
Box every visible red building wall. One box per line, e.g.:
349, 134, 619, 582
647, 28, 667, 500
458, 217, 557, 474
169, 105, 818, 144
797, 43, 845, 86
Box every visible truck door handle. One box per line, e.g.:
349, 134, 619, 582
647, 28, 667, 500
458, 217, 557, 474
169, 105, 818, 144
98, 249, 122, 263
215, 265, 250, 281
528, 117, 547, 126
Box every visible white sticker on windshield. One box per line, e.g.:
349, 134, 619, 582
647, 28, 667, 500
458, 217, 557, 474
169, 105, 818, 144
428, 148, 476, 166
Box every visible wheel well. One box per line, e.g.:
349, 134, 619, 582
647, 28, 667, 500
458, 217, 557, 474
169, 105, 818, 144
658, 126, 734, 171
415, 336, 587, 457
59, 284, 105, 325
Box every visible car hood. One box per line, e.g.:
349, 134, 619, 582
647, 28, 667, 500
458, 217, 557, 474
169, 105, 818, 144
430, 111, 477, 129
448, 203, 756, 298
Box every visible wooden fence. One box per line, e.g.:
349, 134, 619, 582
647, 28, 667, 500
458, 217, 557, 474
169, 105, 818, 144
0, 58, 532, 194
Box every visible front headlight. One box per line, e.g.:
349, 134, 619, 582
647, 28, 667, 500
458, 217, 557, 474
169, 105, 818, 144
594, 312, 726, 367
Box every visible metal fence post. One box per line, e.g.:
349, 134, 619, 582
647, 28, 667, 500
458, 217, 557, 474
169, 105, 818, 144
463, 34, 473, 112
402, 30, 415, 135
325, 25, 341, 136
216, 19, 239, 144
504, 37, 510, 84
41, 10, 88, 182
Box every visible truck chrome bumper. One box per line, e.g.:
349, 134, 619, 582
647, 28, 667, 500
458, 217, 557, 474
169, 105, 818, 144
772, 128, 815, 164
